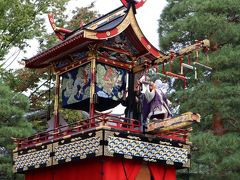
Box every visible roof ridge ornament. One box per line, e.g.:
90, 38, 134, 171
120, 0, 147, 12
48, 13, 72, 41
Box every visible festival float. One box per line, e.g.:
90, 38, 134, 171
13, 1, 209, 179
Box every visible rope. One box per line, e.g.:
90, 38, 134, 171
3, 49, 21, 70
28, 79, 50, 98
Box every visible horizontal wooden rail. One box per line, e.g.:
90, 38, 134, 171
14, 113, 190, 150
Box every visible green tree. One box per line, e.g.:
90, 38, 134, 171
68, 2, 99, 29
0, 82, 33, 180
19, 2, 99, 124
0, 0, 70, 60
40, 2, 99, 50
1, 2, 99, 131
0, 0, 72, 112
0, 1, 73, 179
159, 0, 240, 179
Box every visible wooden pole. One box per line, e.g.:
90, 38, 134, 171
90, 53, 96, 125
179, 55, 183, 73
169, 50, 174, 72
54, 74, 60, 131
184, 79, 187, 89
205, 47, 209, 65
195, 40, 200, 63
188, 54, 191, 65
127, 72, 135, 119
162, 63, 165, 74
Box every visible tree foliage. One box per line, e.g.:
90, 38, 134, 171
2, 2, 99, 116
40, 2, 99, 50
0, 0, 74, 179
0, 3, 100, 143
19, 2, 99, 118
159, 0, 240, 50
0, 82, 33, 180
68, 2, 99, 29
0, 0, 70, 60
159, 0, 240, 179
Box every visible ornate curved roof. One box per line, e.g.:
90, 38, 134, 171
24, 5, 165, 71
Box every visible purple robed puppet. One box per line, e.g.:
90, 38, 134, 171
141, 79, 172, 121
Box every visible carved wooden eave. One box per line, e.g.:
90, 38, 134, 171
24, 5, 165, 70
83, 6, 163, 59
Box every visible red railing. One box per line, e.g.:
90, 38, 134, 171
15, 113, 141, 150
156, 128, 190, 142
14, 113, 189, 150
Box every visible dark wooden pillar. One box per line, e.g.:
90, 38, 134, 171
127, 72, 135, 118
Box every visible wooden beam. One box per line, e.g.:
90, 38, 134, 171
165, 71, 186, 80
181, 63, 197, 79
147, 112, 201, 133
193, 62, 212, 71
101, 45, 133, 56
97, 55, 132, 70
